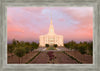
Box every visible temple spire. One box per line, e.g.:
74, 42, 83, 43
50, 13, 53, 25
48, 14, 55, 35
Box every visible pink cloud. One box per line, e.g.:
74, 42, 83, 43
62, 7, 93, 40
59, 18, 65, 21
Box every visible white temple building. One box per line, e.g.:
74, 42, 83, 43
39, 16, 64, 47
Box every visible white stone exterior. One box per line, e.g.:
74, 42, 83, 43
39, 17, 64, 47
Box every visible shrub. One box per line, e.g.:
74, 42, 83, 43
47, 51, 55, 61
45, 44, 49, 47
54, 44, 58, 48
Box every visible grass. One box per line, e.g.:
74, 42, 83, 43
47, 47, 56, 50
26, 51, 41, 64
63, 51, 82, 64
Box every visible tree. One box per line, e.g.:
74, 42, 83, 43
25, 46, 30, 54
19, 41, 25, 47
7, 44, 15, 56
12, 39, 17, 46
64, 43, 70, 49
78, 43, 86, 54
14, 47, 26, 63
54, 44, 58, 48
65, 40, 77, 50
87, 41, 93, 55
12, 39, 21, 48
45, 44, 49, 48
25, 42, 30, 46
31, 42, 39, 49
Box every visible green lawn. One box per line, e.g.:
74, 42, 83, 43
47, 47, 56, 50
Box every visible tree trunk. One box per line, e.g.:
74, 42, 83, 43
21, 57, 23, 63
20, 58, 21, 64
19, 58, 20, 64
19, 58, 21, 64
12, 53, 13, 61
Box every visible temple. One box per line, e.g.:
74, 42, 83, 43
39, 16, 63, 47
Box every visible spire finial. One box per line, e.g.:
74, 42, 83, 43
50, 12, 52, 24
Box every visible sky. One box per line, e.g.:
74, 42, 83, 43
7, 7, 93, 43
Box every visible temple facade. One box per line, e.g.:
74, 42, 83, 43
39, 17, 63, 47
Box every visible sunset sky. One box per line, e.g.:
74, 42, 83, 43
7, 7, 93, 43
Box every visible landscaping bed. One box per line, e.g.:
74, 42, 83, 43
53, 51, 78, 64
8, 51, 39, 64
66, 51, 92, 63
